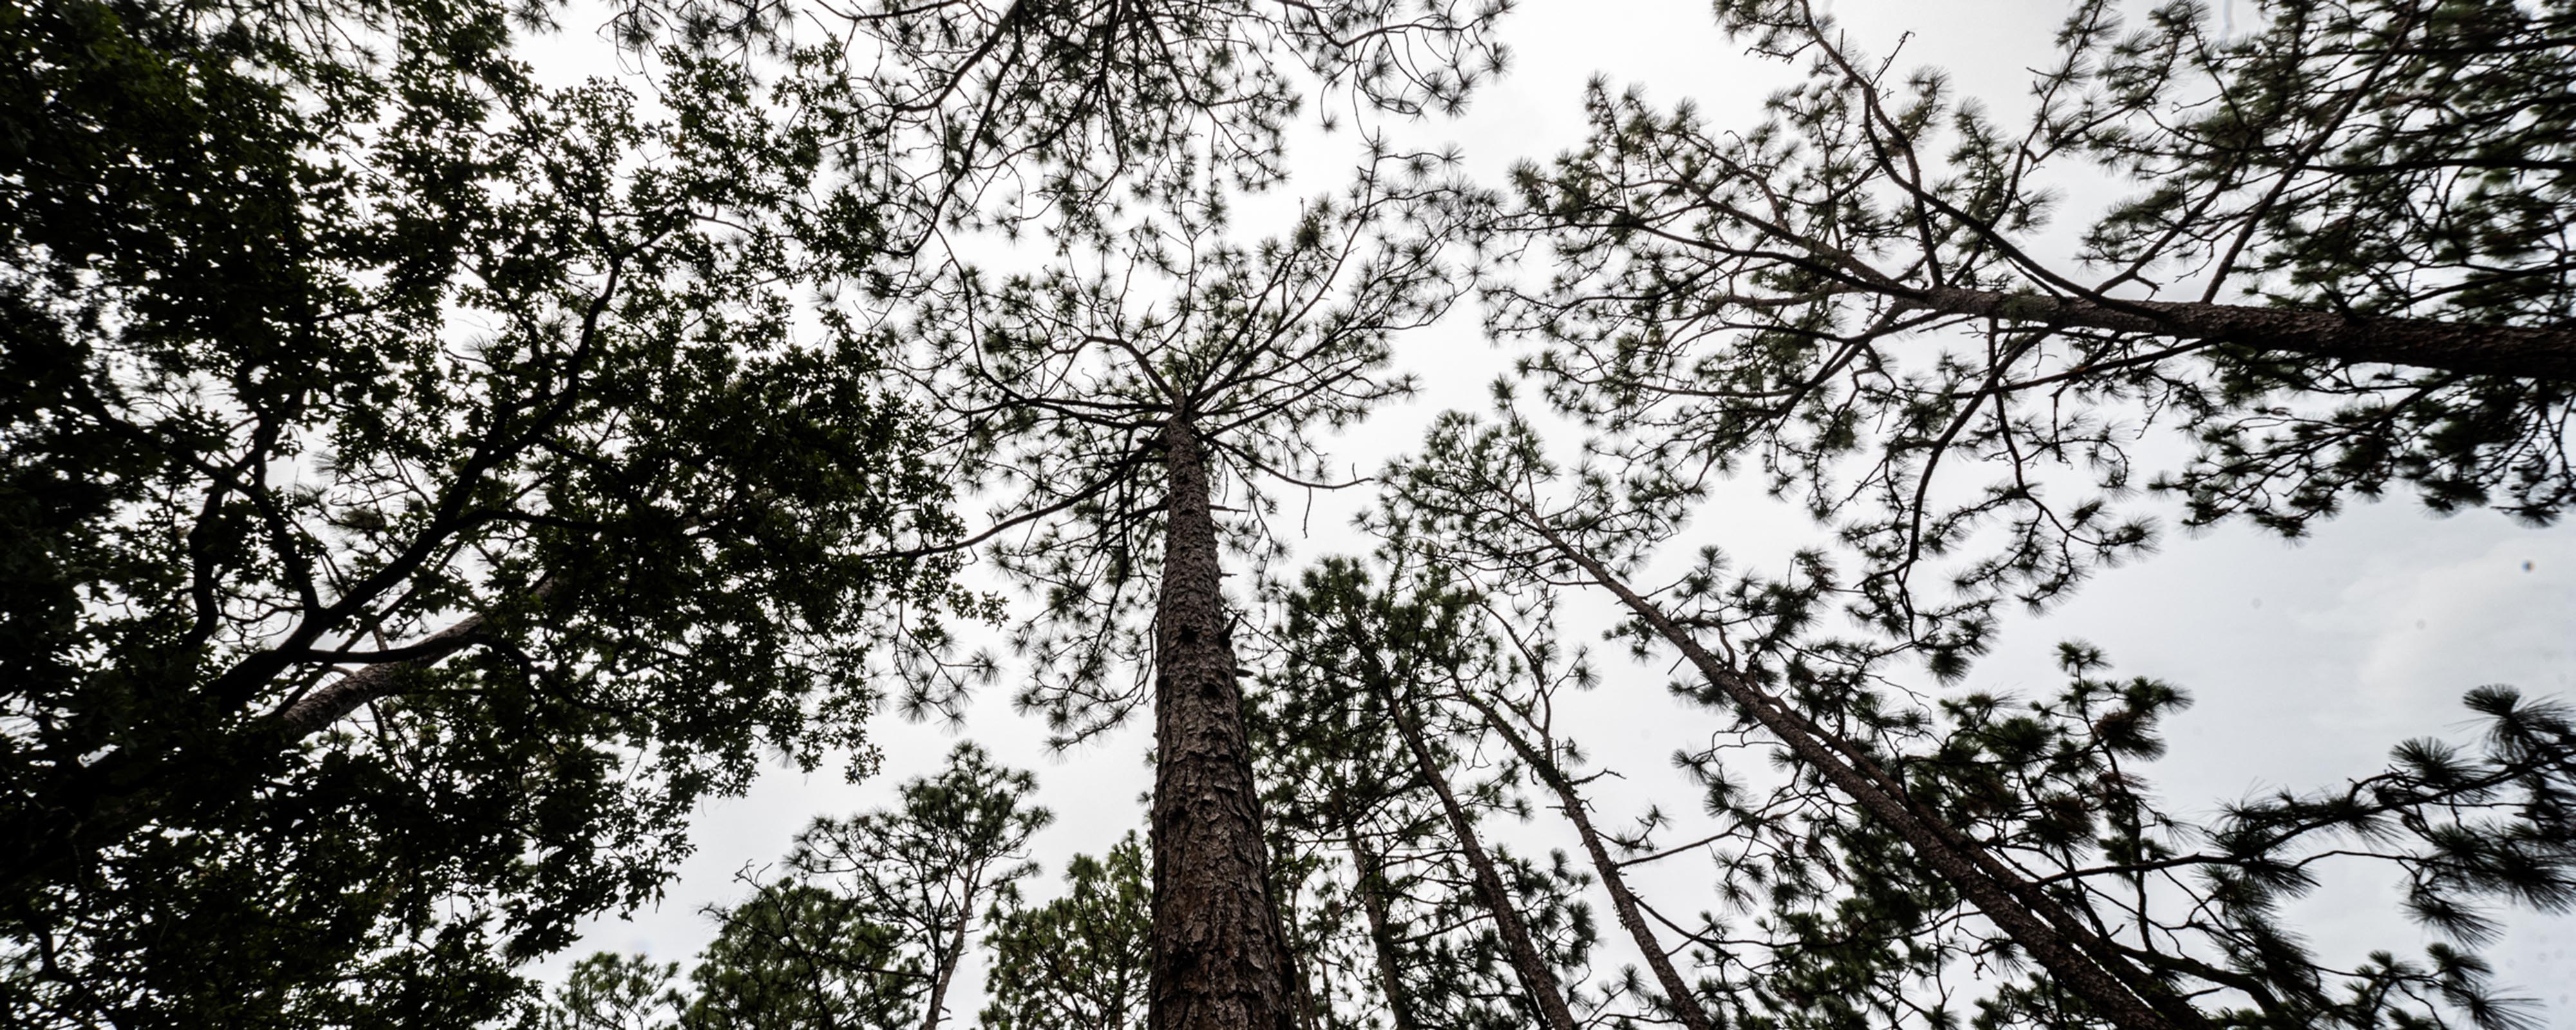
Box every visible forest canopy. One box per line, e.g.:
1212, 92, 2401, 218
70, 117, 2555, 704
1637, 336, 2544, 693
3, 0, 2570, 1027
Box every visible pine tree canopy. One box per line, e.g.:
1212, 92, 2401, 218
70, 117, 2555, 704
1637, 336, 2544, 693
1497, 0, 2576, 658
8, 0, 2575, 1028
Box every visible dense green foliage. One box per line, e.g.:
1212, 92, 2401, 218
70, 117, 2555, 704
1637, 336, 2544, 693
774, 742, 1050, 1030
0, 0, 963, 1022
538, 953, 690, 1030
978, 833, 1151, 1030
3, 0, 1517, 1022
536, 745, 1050, 1030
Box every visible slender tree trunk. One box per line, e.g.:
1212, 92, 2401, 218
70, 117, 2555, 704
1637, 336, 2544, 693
1274, 866, 1325, 1030
920, 881, 974, 1030
1904, 285, 2576, 380
1332, 793, 1422, 1030
1375, 682, 1581, 1030
1148, 417, 1295, 1030
1511, 500, 2204, 1030
1453, 693, 1718, 1030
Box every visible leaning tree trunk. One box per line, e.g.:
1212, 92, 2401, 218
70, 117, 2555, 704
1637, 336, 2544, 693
1454, 692, 1719, 1030
1372, 673, 1581, 1030
1149, 417, 1296, 1030
5, 576, 558, 904
1509, 497, 2206, 1030
1900, 285, 2576, 381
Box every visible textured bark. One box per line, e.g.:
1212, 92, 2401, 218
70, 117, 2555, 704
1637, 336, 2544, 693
1513, 501, 2205, 1030
1454, 693, 1718, 1030
1148, 418, 1296, 1030
1907, 285, 2576, 380
1378, 686, 1582, 1030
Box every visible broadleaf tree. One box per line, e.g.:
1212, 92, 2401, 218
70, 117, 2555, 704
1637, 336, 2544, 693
3, 0, 1513, 1020
1, 0, 969, 1022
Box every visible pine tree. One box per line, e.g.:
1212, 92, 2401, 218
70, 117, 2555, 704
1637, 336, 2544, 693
1437, 591, 1723, 1030
768, 744, 1052, 1030
684, 883, 918, 1030
1259, 557, 1605, 1030
980, 833, 1153, 1030
681, 6, 1513, 1023
1493, 0, 2576, 657
881, 155, 1481, 1029
1379, 408, 2576, 1029
4, 0, 1514, 1019
539, 953, 688, 1030
536, 744, 1047, 1030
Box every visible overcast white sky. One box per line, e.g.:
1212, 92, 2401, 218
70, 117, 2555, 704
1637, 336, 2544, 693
532, 0, 2576, 1018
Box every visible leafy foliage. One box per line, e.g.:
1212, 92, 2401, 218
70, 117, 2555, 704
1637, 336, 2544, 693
0, 0, 964, 1022
776, 742, 1052, 1030
683, 883, 917, 1030
535, 744, 1048, 1030
17, 0, 2576, 1027
540, 953, 690, 1030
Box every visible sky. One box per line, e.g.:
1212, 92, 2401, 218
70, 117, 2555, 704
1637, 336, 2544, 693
528, 0, 2576, 1019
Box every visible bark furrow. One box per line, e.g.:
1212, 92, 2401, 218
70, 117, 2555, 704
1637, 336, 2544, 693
1149, 418, 1296, 1030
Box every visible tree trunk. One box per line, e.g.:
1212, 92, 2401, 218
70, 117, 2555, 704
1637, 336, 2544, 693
1333, 792, 1422, 1030
1454, 692, 1718, 1030
920, 880, 974, 1030
271, 602, 513, 737
1148, 417, 1295, 1030
1905, 285, 2576, 381
1511, 498, 2205, 1030
1376, 682, 1582, 1030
